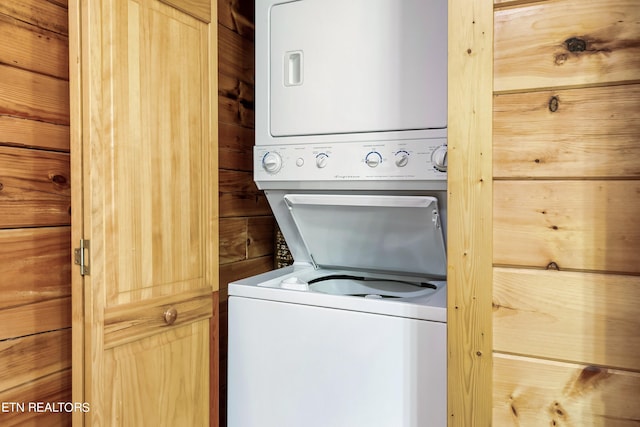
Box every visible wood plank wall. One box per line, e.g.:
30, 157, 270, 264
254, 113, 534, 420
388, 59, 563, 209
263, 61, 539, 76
492, 0, 640, 425
217, 1, 273, 425
0, 0, 72, 425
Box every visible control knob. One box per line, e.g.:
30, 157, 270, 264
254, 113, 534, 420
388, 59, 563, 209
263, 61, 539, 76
262, 152, 282, 174
431, 145, 448, 172
316, 153, 329, 168
395, 151, 409, 167
365, 151, 382, 168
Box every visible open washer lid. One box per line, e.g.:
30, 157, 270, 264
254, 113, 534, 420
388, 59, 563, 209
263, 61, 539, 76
283, 194, 447, 278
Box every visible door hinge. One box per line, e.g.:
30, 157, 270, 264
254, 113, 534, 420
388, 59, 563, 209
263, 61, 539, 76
74, 239, 90, 276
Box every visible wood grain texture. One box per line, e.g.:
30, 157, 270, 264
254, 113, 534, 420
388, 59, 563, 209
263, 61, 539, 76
68, 1, 84, 422
448, 0, 494, 424
494, 180, 640, 273
69, 0, 217, 424
0, 0, 72, 423
247, 216, 274, 259
210, 291, 220, 427
0, 368, 72, 427
0, 227, 71, 309
218, 24, 254, 85
0, 296, 70, 340
219, 73, 255, 128
494, 267, 640, 370
160, 0, 211, 22
493, 353, 640, 426
219, 121, 254, 171
0, 328, 71, 392
218, 169, 271, 217
219, 216, 273, 263
494, 84, 640, 178
218, 79, 253, 126
0, 64, 69, 125
103, 320, 209, 426
0, 115, 69, 151
0, 12, 69, 79
48, 0, 69, 10
218, 0, 254, 39
0, 0, 68, 36
494, 0, 538, 6
219, 217, 247, 264
219, 255, 273, 295
216, 3, 260, 423
0, 146, 70, 228
104, 288, 212, 350
494, 0, 640, 92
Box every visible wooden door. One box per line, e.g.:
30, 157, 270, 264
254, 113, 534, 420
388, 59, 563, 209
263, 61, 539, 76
69, 0, 218, 425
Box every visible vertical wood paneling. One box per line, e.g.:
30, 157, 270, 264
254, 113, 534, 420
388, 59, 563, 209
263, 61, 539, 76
448, 0, 494, 424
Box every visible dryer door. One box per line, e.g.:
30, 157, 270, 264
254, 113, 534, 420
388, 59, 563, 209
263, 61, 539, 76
269, 0, 447, 137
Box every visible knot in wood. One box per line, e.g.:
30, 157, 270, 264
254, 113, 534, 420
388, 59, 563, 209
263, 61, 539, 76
565, 37, 587, 52
52, 174, 68, 185
548, 96, 559, 112
546, 261, 560, 270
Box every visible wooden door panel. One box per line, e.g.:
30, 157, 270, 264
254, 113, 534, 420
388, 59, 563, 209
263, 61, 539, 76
70, 0, 217, 424
104, 320, 209, 426
106, 0, 208, 302
104, 288, 212, 349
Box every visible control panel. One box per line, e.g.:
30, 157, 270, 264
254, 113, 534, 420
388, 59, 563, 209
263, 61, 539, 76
254, 139, 447, 181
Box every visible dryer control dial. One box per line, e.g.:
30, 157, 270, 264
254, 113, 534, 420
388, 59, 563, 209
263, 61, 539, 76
262, 152, 283, 174
316, 153, 329, 168
431, 145, 448, 172
395, 151, 410, 167
365, 151, 382, 168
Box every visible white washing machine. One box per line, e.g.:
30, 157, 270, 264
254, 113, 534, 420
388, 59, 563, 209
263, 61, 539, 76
228, 0, 448, 425
228, 192, 447, 427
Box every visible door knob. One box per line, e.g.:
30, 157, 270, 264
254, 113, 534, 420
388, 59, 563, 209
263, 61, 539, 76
163, 307, 178, 325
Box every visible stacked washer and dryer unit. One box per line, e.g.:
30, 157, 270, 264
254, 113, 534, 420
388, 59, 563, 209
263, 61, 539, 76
228, 0, 448, 425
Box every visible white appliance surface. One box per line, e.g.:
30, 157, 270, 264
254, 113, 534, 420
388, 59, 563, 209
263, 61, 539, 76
268, 0, 447, 137
229, 0, 449, 425
228, 268, 447, 427
256, 0, 448, 148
